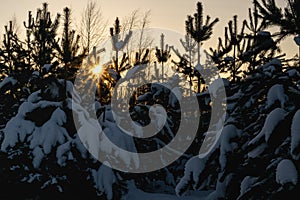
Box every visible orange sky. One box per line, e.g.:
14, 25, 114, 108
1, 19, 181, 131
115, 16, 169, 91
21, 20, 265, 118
0, 0, 297, 58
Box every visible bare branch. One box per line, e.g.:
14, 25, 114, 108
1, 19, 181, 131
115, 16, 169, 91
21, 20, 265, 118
78, 0, 108, 53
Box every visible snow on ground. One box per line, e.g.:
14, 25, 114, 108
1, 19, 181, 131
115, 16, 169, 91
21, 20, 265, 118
125, 188, 212, 200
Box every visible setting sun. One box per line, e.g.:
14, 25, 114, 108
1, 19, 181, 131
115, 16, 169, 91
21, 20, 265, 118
92, 64, 103, 75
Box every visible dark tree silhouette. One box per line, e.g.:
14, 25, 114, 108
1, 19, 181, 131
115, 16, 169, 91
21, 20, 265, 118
54, 7, 84, 98
255, 0, 300, 64
242, 4, 280, 71
227, 15, 247, 83
210, 6, 281, 80
79, 0, 107, 53
24, 11, 34, 67
2, 21, 30, 78
209, 26, 233, 71
185, 2, 218, 92
110, 17, 132, 77
27, 3, 60, 71
155, 33, 171, 81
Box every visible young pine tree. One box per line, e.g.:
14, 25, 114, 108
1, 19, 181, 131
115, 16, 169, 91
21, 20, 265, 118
255, 0, 300, 64
185, 2, 218, 92
29, 3, 61, 71
110, 17, 132, 78
54, 7, 84, 98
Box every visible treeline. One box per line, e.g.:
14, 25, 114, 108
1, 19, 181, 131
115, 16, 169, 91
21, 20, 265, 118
0, 0, 299, 128
1, 1, 300, 93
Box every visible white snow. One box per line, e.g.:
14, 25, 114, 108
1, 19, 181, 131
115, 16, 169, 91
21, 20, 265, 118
152, 83, 170, 100
219, 124, 241, 170
33, 71, 40, 76
286, 68, 299, 77
124, 65, 140, 80
257, 59, 281, 77
224, 56, 234, 63
17, 100, 61, 118
100, 119, 139, 169
206, 174, 233, 200
149, 105, 167, 132
291, 110, 300, 160
127, 183, 211, 200
56, 141, 71, 166
169, 87, 182, 107
28, 90, 42, 103
29, 108, 70, 155
65, 80, 81, 101
1, 93, 76, 169
44, 81, 60, 99
0, 76, 17, 90
23, 173, 42, 183
249, 108, 287, 145
248, 143, 268, 158
238, 176, 259, 197
73, 134, 87, 158
267, 84, 288, 108
207, 78, 227, 98
175, 156, 208, 196
32, 146, 44, 169
1, 116, 35, 150
42, 64, 52, 73
111, 30, 132, 51
77, 118, 101, 159
107, 68, 119, 80
137, 92, 152, 102
195, 63, 203, 71
93, 162, 116, 200
276, 159, 298, 186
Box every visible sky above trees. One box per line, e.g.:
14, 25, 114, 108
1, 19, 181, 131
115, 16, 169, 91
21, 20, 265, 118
0, 0, 297, 58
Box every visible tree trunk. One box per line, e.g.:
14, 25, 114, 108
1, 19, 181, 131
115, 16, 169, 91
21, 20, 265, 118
98, 77, 101, 103
233, 44, 236, 83
299, 45, 300, 66
197, 42, 200, 65
162, 61, 164, 81
197, 75, 201, 94
197, 42, 201, 93
64, 64, 67, 100
189, 45, 193, 95
116, 50, 119, 74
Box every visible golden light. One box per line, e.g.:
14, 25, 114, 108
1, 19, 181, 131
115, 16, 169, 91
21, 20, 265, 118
92, 64, 103, 75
